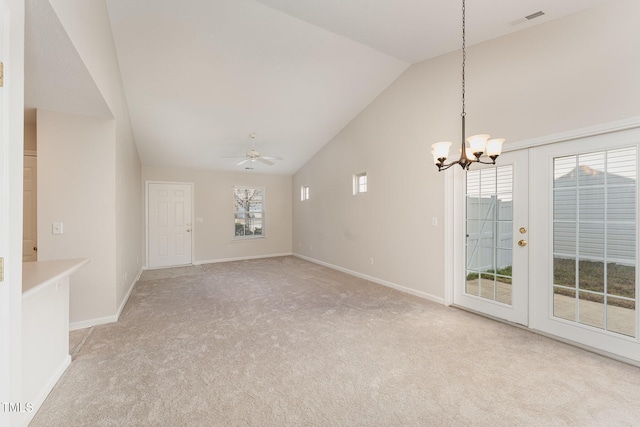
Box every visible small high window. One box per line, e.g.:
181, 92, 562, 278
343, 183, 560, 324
353, 172, 367, 195
301, 185, 310, 201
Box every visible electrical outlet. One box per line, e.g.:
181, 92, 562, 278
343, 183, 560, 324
370, 258, 374, 266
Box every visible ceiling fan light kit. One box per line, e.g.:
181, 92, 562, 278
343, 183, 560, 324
431, 0, 504, 172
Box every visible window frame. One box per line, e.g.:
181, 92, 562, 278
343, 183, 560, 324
301, 185, 310, 201
233, 186, 266, 239
353, 172, 367, 195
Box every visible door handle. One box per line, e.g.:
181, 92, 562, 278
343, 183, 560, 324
33, 246, 38, 251
518, 239, 527, 247
186, 229, 191, 232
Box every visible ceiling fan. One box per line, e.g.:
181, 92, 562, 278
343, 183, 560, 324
221, 133, 283, 169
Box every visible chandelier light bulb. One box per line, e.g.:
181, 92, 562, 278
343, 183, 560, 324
431, 141, 452, 162
486, 138, 505, 157
430, 150, 439, 164
464, 146, 474, 159
466, 134, 490, 155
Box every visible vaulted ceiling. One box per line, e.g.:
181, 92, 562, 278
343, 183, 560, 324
25, 0, 610, 174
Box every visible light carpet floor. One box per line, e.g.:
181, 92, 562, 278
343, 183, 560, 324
31, 256, 640, 426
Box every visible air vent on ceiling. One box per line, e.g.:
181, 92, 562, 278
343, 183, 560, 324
525, 11, 545, 20
509, 11, 545, 26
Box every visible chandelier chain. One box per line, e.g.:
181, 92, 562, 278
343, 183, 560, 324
431, 0, 504, 171
461, 0, 466, 117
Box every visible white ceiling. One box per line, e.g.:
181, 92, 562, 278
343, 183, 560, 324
25, 0, 611, 174
24, 0, 113, 124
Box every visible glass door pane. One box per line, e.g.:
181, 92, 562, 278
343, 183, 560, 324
552, 147, 637, 338
466, 165, 514, 305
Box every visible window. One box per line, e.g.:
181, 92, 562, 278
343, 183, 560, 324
301, 185, 310, 201
353, 172, 367, 195
233, 187, 265, 238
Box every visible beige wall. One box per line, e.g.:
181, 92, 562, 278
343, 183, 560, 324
37, 109, 117, 324
293, 0, 640, 301
143, 167, 292, 265
45, 0, 143, 319
24, 121, 37, 152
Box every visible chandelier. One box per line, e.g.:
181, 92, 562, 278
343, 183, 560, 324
431, 0, 504, 171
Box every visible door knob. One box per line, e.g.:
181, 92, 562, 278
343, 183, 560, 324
518, 239, 527, 247
33, 246, 38, 251
187, 229, 191, 232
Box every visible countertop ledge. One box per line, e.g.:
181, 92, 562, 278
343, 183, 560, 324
23, 258, 90, 298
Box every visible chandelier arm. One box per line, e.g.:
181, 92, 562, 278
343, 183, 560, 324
435, 161, 460, 172
474, 157, 499, 165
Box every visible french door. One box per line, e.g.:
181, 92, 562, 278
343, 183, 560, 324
531, 129, 640, 362
454, 150, 529, 326
454, 127, 640, 363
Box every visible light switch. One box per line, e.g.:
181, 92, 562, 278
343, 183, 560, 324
52, 222, 64, 235
196, 217, 204, 223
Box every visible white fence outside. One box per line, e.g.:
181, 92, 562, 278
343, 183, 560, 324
466, 196, 512, 273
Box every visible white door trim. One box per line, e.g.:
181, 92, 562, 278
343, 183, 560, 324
0, 0, 25, 424
504, 116, 640, 153
0, 1, 10, 415
145, 181, 194, 269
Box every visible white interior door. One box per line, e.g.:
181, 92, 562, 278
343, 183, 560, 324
147, 182, 193, 268
531, 128, 640, 363
23, 154, 37, 262
454, 150, 529, 325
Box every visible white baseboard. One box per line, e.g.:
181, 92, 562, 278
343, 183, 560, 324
22, 355, 71, 427
116, 267, 143, 319
69, 315, 117, 331
194, 252, 293, 265
293, 254, 445, 305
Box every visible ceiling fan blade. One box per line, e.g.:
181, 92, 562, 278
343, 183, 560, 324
220, 155, 246, 159
236, 158, 251, 166
257, 157, 274, 166
262, 156, 283, 161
